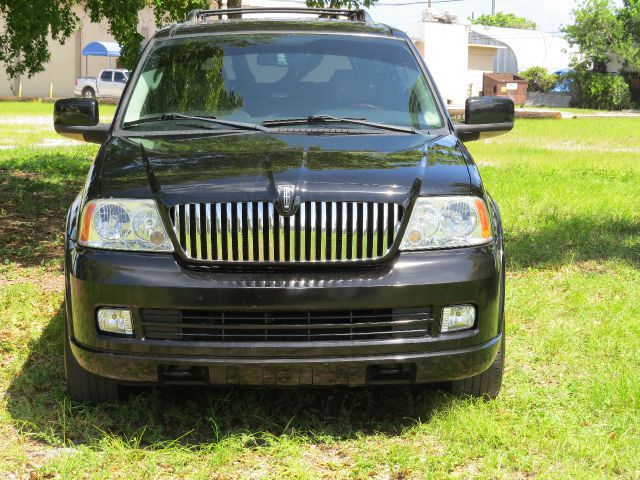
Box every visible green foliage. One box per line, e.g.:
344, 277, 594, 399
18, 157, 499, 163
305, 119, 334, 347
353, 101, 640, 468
617, 0, 640, 71
563, 0, 640, 109
564, 0, 640, 73
0, 0, 78, 78
0, 0, 377, 77
563, 0, 623, 72
305, 0, 375, 10
569, 70, 631, 109
472, 12, 537, 30
519, 66, 558, 92
0, 0, 211, 76
141, 42, 243, 116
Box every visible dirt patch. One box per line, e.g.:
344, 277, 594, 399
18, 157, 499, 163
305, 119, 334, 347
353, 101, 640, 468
0, 268, 64, 292
0, 171, 77, 268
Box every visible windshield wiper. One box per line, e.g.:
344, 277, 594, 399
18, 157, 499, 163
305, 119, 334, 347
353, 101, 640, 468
262, 115, 418, 134
122, 113, 270, 132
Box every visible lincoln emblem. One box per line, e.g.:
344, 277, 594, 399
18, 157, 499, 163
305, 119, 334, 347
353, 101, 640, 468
276, 183, 296, 215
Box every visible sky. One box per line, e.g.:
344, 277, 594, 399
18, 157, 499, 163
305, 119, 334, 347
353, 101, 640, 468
365, 0, 580, 36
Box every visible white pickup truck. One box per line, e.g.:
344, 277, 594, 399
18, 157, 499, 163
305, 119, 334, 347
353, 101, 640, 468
74, 69, 130, 99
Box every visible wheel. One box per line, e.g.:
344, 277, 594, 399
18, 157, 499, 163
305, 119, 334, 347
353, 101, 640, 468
82, 87, 95, 98
64, 319, 120, 403
451, 334, 505, 399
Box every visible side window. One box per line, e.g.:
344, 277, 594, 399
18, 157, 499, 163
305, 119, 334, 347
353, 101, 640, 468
114, 72, 127, 83
100, 71, 113, 82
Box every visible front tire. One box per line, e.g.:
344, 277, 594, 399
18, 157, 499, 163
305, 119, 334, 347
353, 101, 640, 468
451, 334, 504, 399
64, 320, 120, 404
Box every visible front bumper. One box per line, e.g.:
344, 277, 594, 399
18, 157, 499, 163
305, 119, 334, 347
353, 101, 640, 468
66, 241, 503, 385
70, 334, 502, 385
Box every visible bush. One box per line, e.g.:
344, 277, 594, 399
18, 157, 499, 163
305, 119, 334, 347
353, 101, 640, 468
520, 66, 558, 92
569, 71, 631, 110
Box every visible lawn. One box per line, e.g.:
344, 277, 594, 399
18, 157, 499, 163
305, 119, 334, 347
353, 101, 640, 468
1, 102, 639, 478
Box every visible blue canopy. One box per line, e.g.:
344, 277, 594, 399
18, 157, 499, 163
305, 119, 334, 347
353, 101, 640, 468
82, 41, 121, 57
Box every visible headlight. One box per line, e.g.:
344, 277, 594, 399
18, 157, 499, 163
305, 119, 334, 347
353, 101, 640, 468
79, 199, 173, 252
400, 196, 492, 250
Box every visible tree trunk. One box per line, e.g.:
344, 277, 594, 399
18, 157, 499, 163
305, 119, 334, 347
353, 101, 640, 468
227, 0, 242, 18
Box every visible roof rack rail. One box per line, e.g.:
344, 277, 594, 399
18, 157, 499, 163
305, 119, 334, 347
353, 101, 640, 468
185, 7, 371, 23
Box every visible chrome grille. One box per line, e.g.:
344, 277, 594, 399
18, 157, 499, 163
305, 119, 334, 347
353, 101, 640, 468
168, 201, 403, 263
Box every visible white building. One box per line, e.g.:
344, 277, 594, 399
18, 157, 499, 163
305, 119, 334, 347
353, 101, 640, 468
469, 25, 574, 74
412, 10, 574, 106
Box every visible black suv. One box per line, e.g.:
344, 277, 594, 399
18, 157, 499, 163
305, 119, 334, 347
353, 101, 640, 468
54, 8, 513, 403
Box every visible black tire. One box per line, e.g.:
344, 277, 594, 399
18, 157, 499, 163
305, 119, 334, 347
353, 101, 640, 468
64, 321, 120, 404
82, 87, 95, 98
451, 334, 505, 399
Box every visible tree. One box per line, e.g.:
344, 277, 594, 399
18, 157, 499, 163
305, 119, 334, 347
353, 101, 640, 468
0, 0, 379, 80
305, 0, 375, 11
472, 12, 537, 30
519, 66, 558, 92
1, 0, 217, 78
616, 0, 640, 72
562, 0, 639, 109
563, 0, 623, 73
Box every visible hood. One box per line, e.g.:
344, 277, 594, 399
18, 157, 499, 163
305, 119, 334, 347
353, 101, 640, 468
96, 132, 475, 207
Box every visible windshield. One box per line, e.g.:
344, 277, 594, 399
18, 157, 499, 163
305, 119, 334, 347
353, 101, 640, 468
121, 34, 444, 131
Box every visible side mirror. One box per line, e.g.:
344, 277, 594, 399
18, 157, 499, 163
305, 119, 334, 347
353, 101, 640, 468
54, 98, 110, 144
454, 96, 514, 142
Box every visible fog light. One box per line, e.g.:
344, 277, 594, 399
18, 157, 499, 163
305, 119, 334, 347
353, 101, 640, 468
441, 305, 475, 333
97, 308, 133, 335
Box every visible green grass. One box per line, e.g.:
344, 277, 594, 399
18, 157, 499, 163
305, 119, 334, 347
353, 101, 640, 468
0, 100, 117, 118
1, 113, 639, 478
0, 101, 116, 148
520, 106, 606, 115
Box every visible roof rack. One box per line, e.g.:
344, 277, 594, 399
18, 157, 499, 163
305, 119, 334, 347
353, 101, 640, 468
185, 7, 371, 23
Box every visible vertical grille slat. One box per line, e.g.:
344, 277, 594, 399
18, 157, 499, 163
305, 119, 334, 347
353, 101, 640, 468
194, 203, 202, 260
360, 202, 367, 259
320, 202, 327, 262
371, 203, 378, 258
315, 202, 322, 261
185, 204, 192, 258
382, 203, 389, 253
245, 202, 254, 262
351, 202, 358, 260
389, 203, 397, 246
299, 203, 306, 262
204, 204, 212, 260
263, 203, 275, 262
330, 202, 337, 261
340, 202, 348, 261
225, 203, 233, 261
177, 204, 186, 252
170, 201, 402, 263
310, 202, 317, 261
284, 216, 291, 262
215, 203, 222, 261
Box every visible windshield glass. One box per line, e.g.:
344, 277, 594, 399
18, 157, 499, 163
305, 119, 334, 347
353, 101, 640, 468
121, 34, 444, 131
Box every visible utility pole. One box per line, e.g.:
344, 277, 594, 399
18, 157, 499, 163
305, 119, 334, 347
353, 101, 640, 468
492, 0, 495, 15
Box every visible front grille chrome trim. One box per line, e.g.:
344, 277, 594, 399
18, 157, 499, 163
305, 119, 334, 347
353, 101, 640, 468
169, 201, 403, 263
